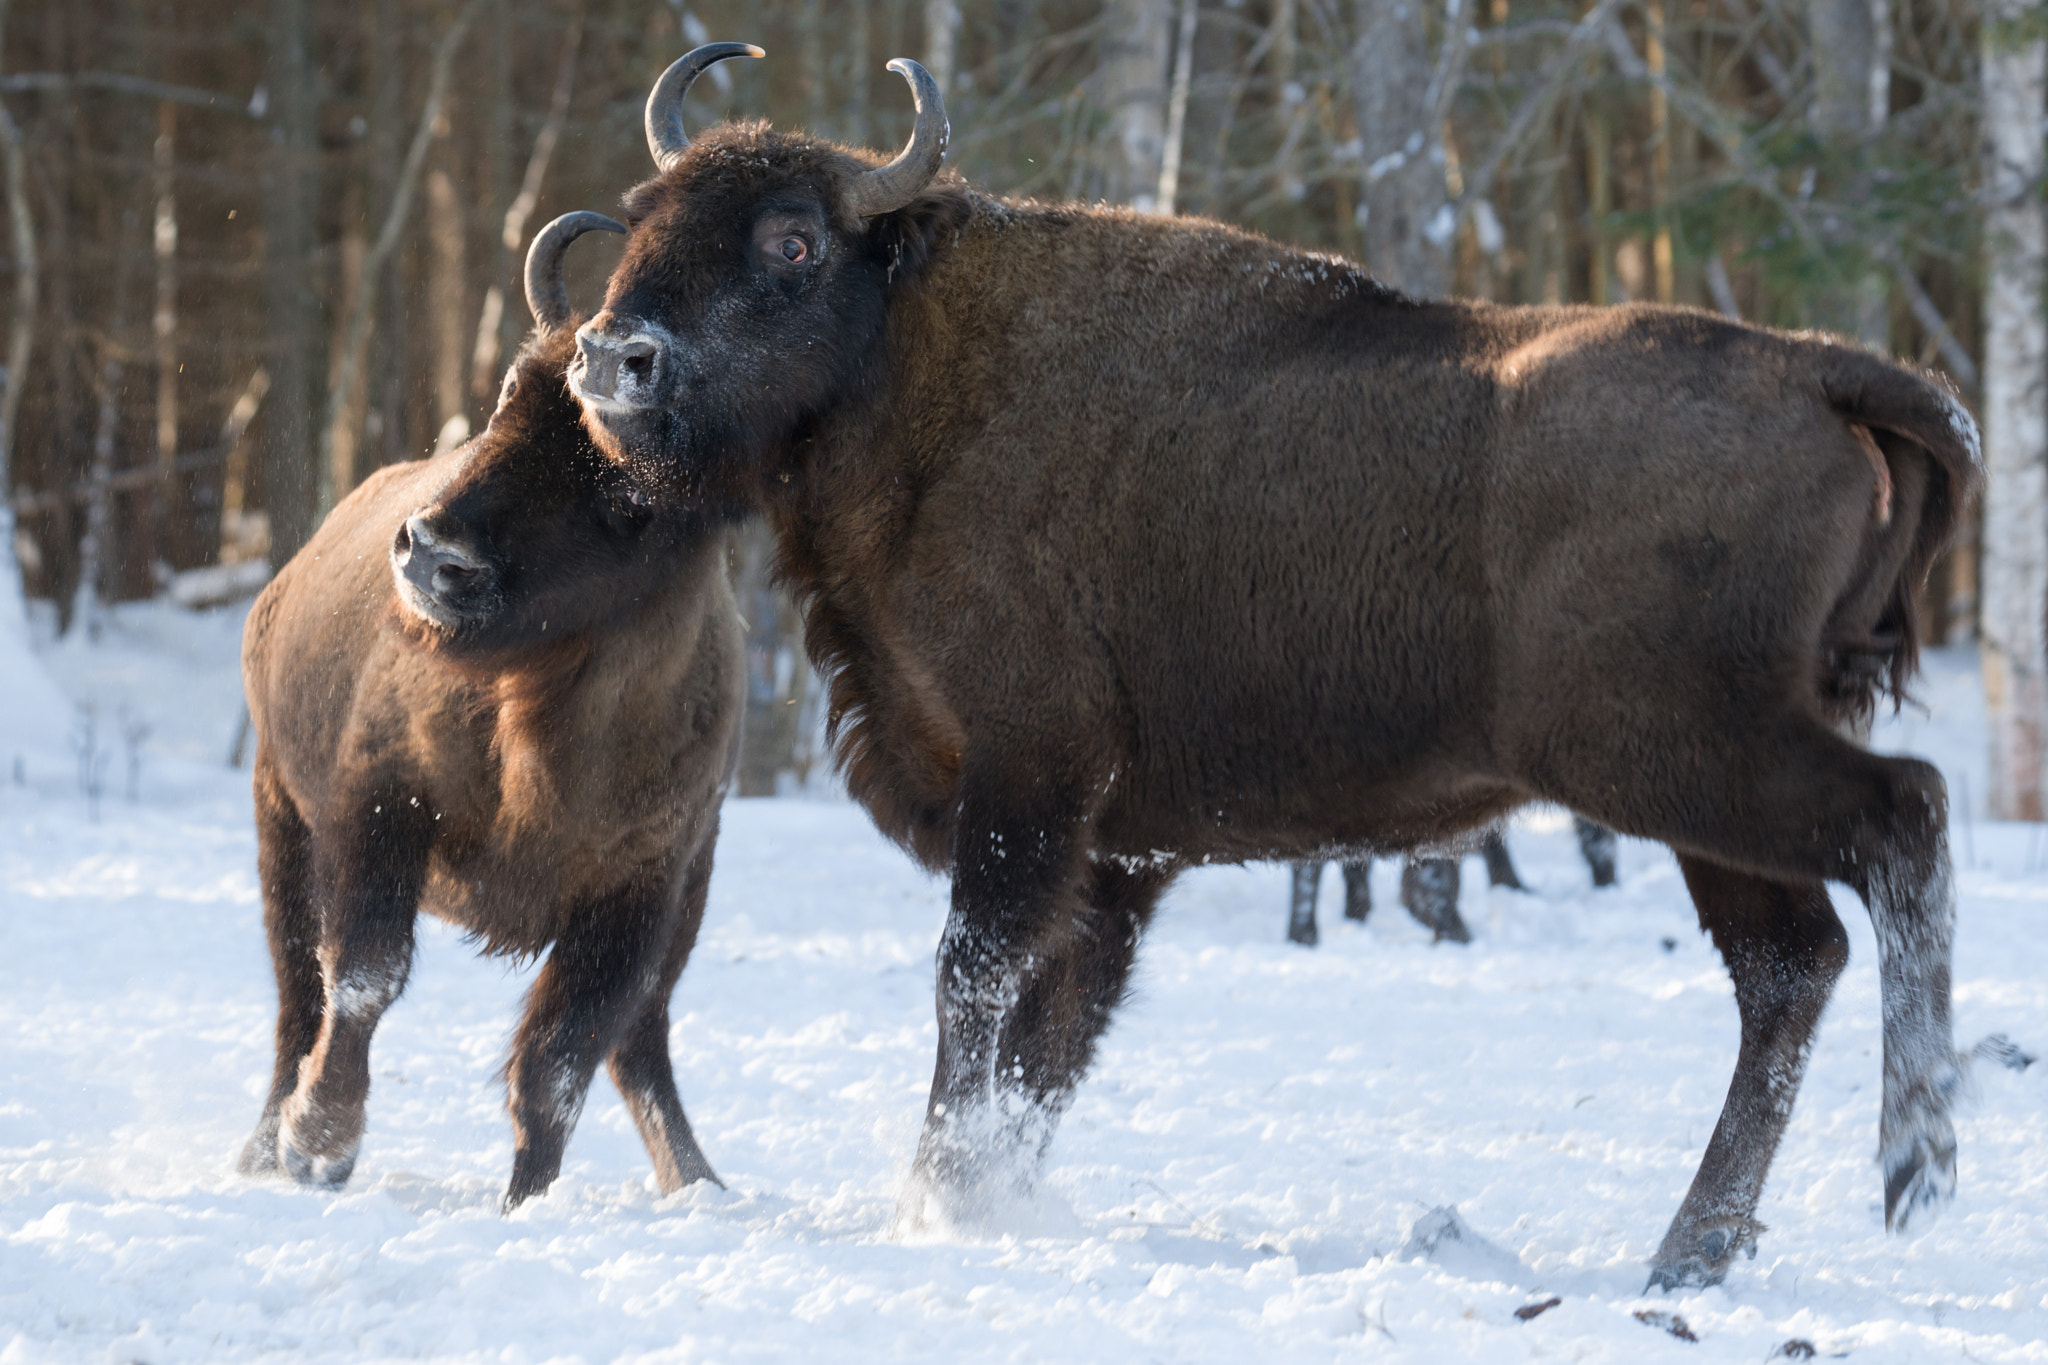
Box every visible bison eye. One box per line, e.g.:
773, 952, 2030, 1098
779, 236, 808, 263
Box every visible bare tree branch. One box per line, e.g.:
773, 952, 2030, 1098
1456, 0, 1626, 220
317, 0, 487, 510
0, 70, 256, 115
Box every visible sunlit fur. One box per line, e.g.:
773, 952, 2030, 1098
238, 327, 744, 1212
580, 114, 1980, 1284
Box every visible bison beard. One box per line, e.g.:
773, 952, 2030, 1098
574, 47, 1981, 1288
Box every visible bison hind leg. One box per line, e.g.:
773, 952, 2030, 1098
608, 838, 722, 1196
1400, 858, 1471, 943
502, 861, 704, 1213
1646, 858, 1848, 1291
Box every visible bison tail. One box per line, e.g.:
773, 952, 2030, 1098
1814, 347, 1983, 726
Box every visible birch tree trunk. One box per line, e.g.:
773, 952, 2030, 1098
1097, 0, 1172, 209
1350, 0, 1448, 295
1155, 0, 1197, 214
924, 0, 961, 95
427, 166, 468, 452
150, 101, 177, 571
1980, 0, 2048, 820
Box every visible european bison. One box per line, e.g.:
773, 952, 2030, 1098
570, 47, 1979, 1288
236, 212, 744, 1211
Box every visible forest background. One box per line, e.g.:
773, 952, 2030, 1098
0, 0, 2035, 806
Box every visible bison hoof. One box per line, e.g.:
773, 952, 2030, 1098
1432, 914, 1474, 945
280, 1135, 358, 1190
235, 1113, 284, 1177
1646, 1217, 1762, 1292
1883, 1128, 1957, 1234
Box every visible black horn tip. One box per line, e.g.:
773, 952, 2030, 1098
645, 42, 768, 173
524, 211, 627, 332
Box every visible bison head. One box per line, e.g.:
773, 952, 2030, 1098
393, 212, 709, 652
568, 44, 955, 492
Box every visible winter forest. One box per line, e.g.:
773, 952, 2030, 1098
2, 0, 2048, 1361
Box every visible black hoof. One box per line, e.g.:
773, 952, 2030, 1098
280, 1137, 357, 1190
1432, 914, 1474, 945
1286, 913, 1318, 947
1883, 1129, 1957, 1233
1481, 838, 1524, 891
236, 1113, 283, 1177
1645, 1260, 1718, 1294
1401, 859, 1467, 942
1575, 818, 1619, 887
1646, 1217, 1762, 1291
1971, 1033, 2036, 1073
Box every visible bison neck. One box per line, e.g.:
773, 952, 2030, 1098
772, 199, 1551, 871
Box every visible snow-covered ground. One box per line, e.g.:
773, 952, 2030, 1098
2, 600, 2044, 1363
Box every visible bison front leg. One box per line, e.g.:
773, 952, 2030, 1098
898, 784, 1141, 1233
275, 785, 435, 1190
238, 753, 322, 1178
501, 864, 689, 1212
1648, 859, 1848, 1290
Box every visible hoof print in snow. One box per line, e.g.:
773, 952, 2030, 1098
1970, 1033, 2036, 1073
1513, 1297, 1561, 1321
1660, 936, 1678, 952
1769, 1341, 1818, 1360
1634, 1309, 1699, 1343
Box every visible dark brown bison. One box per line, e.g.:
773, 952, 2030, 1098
235, 213, 744, 1211
569, 47, 1979, 1289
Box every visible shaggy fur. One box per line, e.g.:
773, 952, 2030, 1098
572, 114, 1979, 1286
236, 328, 745, 1211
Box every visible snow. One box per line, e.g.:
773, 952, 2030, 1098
3, 603, 2045, 1363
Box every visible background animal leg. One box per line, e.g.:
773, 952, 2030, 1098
503, 868, 680, 1211
1647, 858, 1847, 1290
1400, 857, 1471, 943
1341, 860, 1373, 921
606, 839, 720, 1196
1286, 862, 1322, 945
276, 789, 434, 1190
1480, 833, 1524, 890
1575, 817, 1619, 887
237, 753, 320, 1177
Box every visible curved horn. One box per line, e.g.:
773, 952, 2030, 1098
844, 58, 950, 218
645, 42, 767, 173
524, 211, 627, 332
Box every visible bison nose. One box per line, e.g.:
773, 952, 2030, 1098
571, 320, 665, 407
392, 514, 491, 613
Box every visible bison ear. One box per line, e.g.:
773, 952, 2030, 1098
868, 178, 970, 286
